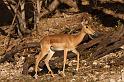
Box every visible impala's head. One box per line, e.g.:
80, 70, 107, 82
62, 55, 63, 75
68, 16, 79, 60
81, 21, 98, 38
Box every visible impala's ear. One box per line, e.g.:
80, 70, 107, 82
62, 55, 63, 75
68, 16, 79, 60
81, 22, 84, 25
81, 20, 88, 25
85, 21, 88, 24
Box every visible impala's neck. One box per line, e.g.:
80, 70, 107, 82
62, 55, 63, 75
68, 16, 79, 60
74, 28, 86, 46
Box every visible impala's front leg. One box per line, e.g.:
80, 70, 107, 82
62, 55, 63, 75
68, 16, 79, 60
62, 49, 68, 76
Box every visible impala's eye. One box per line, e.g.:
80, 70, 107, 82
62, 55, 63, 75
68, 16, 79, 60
86, 26, 88, 28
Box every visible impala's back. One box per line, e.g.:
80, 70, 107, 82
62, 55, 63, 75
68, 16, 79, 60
41, 34, 75, 51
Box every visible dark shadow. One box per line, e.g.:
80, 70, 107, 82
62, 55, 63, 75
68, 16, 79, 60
29, 62, 64, 77
96, 1, 124, 13
25, 0, 34, 30
75, 0, 124, 27
0, 28, 8, 36
89, 9, 119, 27
58, 3, 71, 11
0, 0, 13, 27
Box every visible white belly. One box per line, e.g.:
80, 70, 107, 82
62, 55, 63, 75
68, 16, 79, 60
50, 46, 64, 51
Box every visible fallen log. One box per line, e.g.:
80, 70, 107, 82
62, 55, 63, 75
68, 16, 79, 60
93, 37, 124, 60
91, 25, 124, 60
0, 42, 40, 63
40, 0, 78, 18
89, 0, 124, 20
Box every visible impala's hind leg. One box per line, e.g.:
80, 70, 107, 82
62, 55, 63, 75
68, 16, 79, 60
34, 47, 49, 79
72, 49, 79, 71
44, 50, 55, 77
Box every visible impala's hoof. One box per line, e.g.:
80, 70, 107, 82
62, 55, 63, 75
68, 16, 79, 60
76, 68, 78, 72
48, 71, 55, 77
51, 74, 55, 77
58, 71, 66, 77
62, 72, 66, 77
34, 74, 38, 79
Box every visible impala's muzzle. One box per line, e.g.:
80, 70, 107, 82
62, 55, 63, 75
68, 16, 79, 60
89, 32, 99, 39
93, 32, 99, 37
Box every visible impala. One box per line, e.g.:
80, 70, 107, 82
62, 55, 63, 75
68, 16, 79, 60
34, 21, 97, 79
